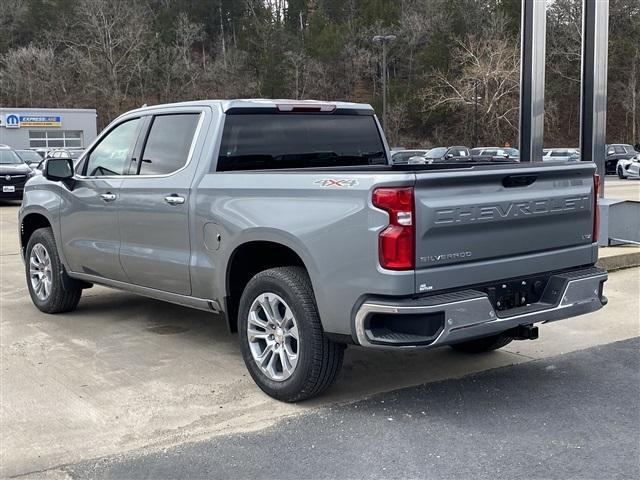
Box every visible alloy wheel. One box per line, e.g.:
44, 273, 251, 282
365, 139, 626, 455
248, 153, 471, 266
247, 292, 300, 381
29, 243, 52, 301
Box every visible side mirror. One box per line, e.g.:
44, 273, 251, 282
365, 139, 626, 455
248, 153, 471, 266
44, 158, 74, 181
607, 149, 614, 155
445, 153, 454, 159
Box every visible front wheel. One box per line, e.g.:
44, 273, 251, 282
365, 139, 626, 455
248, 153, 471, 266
26, 227, 82, 313
618, 167, 626, 179
238, 266, 345, 402
449, 332, 513, 353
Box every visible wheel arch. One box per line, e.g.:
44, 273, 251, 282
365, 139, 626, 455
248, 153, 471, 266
223, 240, 311, 333
20, 212, 53, 259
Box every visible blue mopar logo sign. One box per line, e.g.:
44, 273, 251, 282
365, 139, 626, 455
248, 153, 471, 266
5, 114, 20, 128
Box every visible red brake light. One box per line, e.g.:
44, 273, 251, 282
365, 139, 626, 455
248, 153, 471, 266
276, 104, 336, 113
593, 173, 600, 242
372, 187, 415, 270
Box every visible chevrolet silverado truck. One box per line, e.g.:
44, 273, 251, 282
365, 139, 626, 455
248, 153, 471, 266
19, 99, 607, 402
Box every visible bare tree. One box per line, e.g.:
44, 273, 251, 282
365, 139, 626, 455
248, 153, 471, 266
0, 45, 66, 107
420, 16, 520, 145
0, 0, 28, 50
59, 0, 151, 118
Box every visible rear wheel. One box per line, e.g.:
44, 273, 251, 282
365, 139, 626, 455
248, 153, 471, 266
450, 332, 513, 353
26, 227, 82, 313
238, 266, 345, 402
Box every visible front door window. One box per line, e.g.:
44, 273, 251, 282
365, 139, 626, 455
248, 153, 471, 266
85, 119, 140, 176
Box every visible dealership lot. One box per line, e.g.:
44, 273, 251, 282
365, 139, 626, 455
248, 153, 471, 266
1, 178, 639, 478
598, 175, 639, 201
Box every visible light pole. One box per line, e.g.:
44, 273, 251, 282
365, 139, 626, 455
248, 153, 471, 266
373, 34, 396, 133
470, 78, 482, 148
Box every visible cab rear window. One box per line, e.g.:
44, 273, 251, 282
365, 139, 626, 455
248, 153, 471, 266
217, 114, 387, 171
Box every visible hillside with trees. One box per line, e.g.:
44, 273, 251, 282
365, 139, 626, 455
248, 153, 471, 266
1, 0, 638, 148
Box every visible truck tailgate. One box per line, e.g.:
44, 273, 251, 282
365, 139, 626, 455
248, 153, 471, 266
413, 163, 598, 294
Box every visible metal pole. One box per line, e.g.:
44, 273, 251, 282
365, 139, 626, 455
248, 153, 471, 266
474, 80, 478, 148
580, 0, 609, 197
382, 42, 387, 132
373, 35, 395, 133
518, 0, 547, 162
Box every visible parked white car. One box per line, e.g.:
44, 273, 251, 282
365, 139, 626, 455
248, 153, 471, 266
617, 154, 640, 179
542, 148, 580, 162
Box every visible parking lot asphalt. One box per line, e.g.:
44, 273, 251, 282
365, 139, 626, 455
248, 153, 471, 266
604, 175, 640, 201
66, 338, 640, 480
1, 178, 639, 478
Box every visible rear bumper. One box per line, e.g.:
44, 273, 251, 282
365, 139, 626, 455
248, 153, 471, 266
354, 267, 607, 348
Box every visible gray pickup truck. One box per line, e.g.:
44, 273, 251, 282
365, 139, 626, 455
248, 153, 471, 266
19, 99, 607, 401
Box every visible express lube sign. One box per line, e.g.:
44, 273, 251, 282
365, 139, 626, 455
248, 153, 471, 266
1, 114, 62, 128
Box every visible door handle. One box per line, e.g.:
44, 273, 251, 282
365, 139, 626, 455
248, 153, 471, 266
164, 195, 185, 205
100, 192, 117, 202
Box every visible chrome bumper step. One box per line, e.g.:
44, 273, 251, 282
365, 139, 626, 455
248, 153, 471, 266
354, 267, 607, 349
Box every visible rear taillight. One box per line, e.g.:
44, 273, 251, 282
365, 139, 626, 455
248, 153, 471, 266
593, 173, 600, 242
372, 187, 415, 270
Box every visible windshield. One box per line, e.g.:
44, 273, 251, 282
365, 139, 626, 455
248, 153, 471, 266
217, 114, 387, 171
0, 150, 23, 164
16, 150, 42, 163
425, 147, 447, 159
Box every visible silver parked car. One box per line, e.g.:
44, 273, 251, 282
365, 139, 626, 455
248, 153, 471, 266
391, 149, 431, 164
15, 149, 45, 170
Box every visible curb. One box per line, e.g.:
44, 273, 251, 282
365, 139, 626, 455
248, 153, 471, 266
597, 250, 640, 271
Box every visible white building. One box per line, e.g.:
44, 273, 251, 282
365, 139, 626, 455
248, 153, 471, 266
0, 107, 98, 150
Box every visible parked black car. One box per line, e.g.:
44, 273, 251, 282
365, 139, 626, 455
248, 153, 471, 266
0, 145, 35, 200
605, 144, 638, 175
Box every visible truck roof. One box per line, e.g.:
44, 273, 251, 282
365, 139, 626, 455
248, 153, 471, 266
126, 99, 374, 115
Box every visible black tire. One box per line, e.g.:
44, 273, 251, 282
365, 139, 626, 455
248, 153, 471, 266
450, 332, 513, 354
618, 167, 625, 179
238, 266, 345, 402
25, 227, 82, 314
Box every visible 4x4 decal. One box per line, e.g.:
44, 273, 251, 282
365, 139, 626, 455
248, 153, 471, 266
313, 179, 359, 188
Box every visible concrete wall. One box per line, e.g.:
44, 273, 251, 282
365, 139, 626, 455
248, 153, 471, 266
0, 108, 98, 150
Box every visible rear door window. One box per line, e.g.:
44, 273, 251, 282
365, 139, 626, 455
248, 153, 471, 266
138, 114, 200, 176
217, 114, 386, 171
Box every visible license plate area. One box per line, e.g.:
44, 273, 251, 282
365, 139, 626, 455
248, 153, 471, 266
480, 274, 550, 312
2, 186, 15, 193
